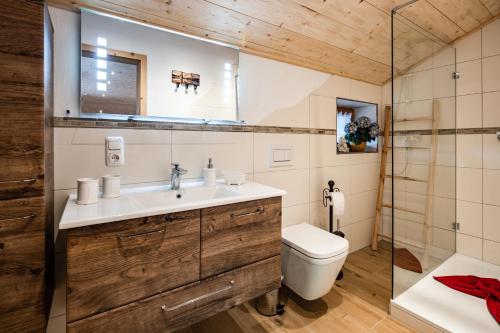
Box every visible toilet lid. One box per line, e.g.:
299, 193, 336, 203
282, 223, 349, 259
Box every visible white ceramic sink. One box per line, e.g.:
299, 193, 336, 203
132, 186, 238, 208
59, 181, 286, 229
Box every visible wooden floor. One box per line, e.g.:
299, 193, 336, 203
181, 241, 413, 333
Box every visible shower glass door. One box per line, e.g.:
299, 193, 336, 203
390, 11, 457, 297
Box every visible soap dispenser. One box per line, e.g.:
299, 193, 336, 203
203, 158, 216, 186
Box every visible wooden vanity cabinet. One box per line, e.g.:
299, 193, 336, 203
67, 257, 281, 333
201, 197, 282, 278
66, 197, 282, 332
66, 210, 201, 322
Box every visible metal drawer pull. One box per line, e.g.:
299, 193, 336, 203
231, 207, 264, 219
161, 283, 233, 313
0, 213, 37, 223
117, 227, 166, 239
0, 178, 36, 185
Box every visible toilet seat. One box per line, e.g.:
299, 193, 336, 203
282, 223, 349, 259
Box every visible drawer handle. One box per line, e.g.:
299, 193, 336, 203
0, 213, 37, 223
231, 207, 264, 219
0, 178, 36, 185
161, 281, 234, 313
117, 227, 166, 240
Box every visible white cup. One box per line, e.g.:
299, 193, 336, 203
102, 175, 121, 198
77, 178, 99, 205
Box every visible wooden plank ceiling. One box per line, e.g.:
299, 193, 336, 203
48, 0, 500, 85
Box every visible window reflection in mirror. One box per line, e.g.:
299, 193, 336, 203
336, 98, 379, 154
81, 10, 239, 122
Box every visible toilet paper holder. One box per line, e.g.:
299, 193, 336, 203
323, 180, 340, 208
497, 131, 500, 141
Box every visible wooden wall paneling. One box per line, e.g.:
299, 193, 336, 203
479, 0, 500, 15
206, 0, 392, 66
367, 0, 465, 43
427, 0, 493, 32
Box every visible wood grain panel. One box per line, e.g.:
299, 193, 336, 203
207, 0, 391, 65
67, 256, 281, 333
0, 0, 45, 200
369, 0, 465, 42
428, 0, 492, 32
200, 197, 281, 278
0, 1, 52, 331
0, 196, 46, 331
480, 0, 500, 15
66, 210, 201, 322
0, 302, 46, 333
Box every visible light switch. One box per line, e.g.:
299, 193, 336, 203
105, 137, 124, 166
108, 140, 122, 150
269, 145, 293, 167
273, 150, 286, 162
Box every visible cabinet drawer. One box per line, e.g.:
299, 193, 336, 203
67, 210, 201, 322
0, 196, 45, 315
201, 197, 281, 278
67, 256, 281, 333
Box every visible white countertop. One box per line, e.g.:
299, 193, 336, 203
59, 181, 286, 230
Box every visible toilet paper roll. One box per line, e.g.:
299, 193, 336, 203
332, 192, 345, 216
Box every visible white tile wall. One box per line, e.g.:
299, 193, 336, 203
455, 29, 481, 63
457, 94, 482, 128
482, 55, 500, 92
457, 60, 482, 96
457, 233, 483, 259
483, 204, 500, 243
482, 18, 500, 57
456, 200, 483, 238
483, 240, 500, 266
451, 18, 500, 265
457, 134, 482, 168
483, 91, 500, 127
310, 95, 337, 130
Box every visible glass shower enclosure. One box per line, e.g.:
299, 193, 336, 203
389, 9, 457, 297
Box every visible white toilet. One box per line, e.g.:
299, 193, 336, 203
281, 223, 349, 300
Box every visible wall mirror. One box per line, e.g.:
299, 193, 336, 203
336, 98, 379, 154
80, 10, 240, 122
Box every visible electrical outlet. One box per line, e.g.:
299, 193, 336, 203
105, 137, 124, 167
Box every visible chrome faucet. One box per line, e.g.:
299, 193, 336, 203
170, 163, 187, 190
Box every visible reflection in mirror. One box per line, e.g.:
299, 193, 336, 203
81, 10, 240, 122
336, 98, 379, 154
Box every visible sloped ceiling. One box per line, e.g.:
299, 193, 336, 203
48, 0, 500, 85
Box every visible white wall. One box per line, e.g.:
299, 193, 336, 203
50, 7, 383, 257
452, 18, 500, 265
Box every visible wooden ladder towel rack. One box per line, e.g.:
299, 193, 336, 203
371, 102, 439, 270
